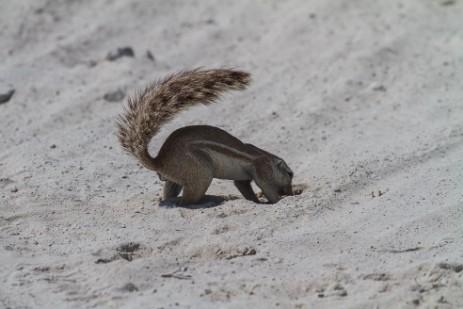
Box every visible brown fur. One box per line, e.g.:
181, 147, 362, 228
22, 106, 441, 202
117, 68, 293, 205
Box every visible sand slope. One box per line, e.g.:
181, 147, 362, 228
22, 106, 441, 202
1, 0, 463, 308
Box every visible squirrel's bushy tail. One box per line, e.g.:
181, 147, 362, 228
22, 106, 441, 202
117, 68, 252, 170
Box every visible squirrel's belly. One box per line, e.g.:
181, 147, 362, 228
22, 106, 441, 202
210, 154, 251, 181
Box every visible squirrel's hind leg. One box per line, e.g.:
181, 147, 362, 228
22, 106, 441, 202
179, 147, 215, 206
181, 176, 212, 206
163, 181, 183, 199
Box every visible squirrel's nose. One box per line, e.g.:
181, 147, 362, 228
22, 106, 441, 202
285, 186, 294, 196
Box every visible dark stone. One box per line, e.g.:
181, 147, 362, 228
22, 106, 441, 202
103, 89, 126, 102
0, 89, 15, 104
121, 282, 138, 292
146, 50, 155, 61
106, 47, 135, 61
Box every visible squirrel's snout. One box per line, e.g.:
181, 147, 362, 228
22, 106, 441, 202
280, 186, 294, 196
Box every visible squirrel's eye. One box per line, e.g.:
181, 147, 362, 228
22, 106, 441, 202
288, 171, 293, 178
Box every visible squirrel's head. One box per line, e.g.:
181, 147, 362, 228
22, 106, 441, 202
273, 159, 294, 196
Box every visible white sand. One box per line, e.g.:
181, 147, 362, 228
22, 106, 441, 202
1, 1, 463, 308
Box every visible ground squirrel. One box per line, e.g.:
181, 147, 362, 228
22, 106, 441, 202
117, 68, 294, 205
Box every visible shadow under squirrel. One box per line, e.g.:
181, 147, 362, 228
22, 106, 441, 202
117, 68, 294, 205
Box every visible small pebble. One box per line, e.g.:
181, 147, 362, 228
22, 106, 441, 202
120, 282, 138, 292
88, 60, 98, 67
106, 47, 135, 61
146, 50, 155, 61
441, 0, 455, 6
0, 89, 15, 104
372, 85, 387, 92
103, 89, 125, 102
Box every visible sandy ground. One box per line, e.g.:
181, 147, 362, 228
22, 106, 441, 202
1, 0, 463, 308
